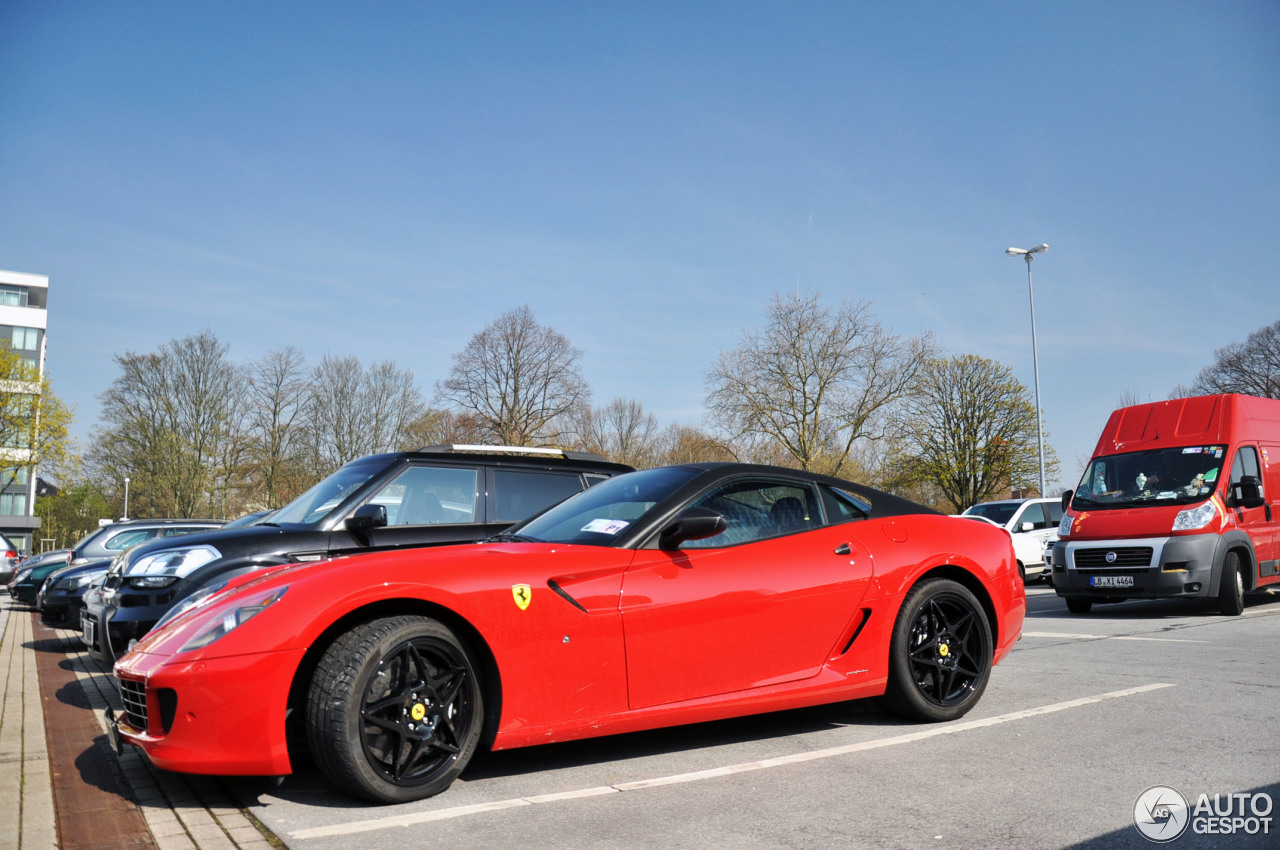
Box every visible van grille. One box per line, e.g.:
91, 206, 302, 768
119, 679, 148, 731
1073, 547, 1153, 568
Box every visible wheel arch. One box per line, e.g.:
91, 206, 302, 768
904, 564, 1001, 650
1212, 531, 1258, 592
285, 597, 504, 753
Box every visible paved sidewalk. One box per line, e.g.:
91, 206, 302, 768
0, 594, 281, 850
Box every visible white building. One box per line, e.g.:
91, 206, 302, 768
0, 268, 49, 554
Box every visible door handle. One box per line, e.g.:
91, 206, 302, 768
834, 543, 852, 555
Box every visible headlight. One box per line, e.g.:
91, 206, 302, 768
1173, 500, 1217, 531
64, 570, 106, 590
14, 568, 32, 584
155, 580, 229, 630
179, 585, 288, 653
125, 545, 221, 589
1057, 513, 1073, 536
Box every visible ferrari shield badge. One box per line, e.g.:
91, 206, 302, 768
512, 584, 532, 611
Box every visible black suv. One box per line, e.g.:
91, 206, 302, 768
83, 445, 632, 661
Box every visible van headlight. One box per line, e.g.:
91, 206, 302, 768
125, 545, 221, 589
1173, 501, 1217, 531
1057, 513, 1073, 536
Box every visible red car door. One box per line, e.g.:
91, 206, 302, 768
620, 485, 875, 710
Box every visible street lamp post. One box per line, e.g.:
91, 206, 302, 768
123, 476, 130, 521
1005, 243, 1049, 496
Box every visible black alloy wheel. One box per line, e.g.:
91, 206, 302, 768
307, 616, 483, 803
880, 578, 993, 722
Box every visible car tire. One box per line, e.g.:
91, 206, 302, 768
306, 615, 484, 803
878, 578, 993, 723
1217, 552, 1245, 617
1065, 597, 1092, 614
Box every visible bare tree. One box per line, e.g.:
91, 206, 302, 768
654, 423, 737, 466
574, 398, 661, 467
887, 354, 1057, 512
90, 332, 245, 517
436, 306, 590, 446
1190, 320, 1280, 399
301, 355, 426, 471
705, 291, 932, 476
245, 347, 311, 508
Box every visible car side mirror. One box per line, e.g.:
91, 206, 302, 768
1227, 476, 1265, 510
346, 503, 388, 531
658, 507, 727, 549
1061, 490, 1072, 511
1020, 521, 1034, 533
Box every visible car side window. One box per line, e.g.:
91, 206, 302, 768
681, 479, 820, 548
1019, 503, 1047, 530
160, 527, 210, 538
1046, 502, 1063, 523
372, 466, 479, 526
492, 470, 584, 523
105, 529, 153, 551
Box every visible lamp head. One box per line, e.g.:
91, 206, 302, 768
1005, 247, 1027, 256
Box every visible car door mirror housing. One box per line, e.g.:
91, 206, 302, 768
346, 503, 388, 531
658, 507, 728, 549
1020, 521, 1034, 533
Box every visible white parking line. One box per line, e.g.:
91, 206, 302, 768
1022, 631, 1206, 643
290, 682, 1175, 840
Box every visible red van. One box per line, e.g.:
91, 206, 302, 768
1051, 393, 1280, 615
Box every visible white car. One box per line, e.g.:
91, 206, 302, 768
960, 497, 1063, 582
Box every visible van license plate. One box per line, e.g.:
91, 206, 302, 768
1090, 575, 1134, 588
81, 615, 95, 648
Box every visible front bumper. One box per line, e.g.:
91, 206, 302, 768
1051, 534, 1219, 599
112, 645, 304, 776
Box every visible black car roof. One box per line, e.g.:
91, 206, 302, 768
644, 462, 939, 518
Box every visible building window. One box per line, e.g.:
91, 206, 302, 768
11, 327, 38, 351
0, 493, 26, 515
1, 467, 28, 486
0, 285, 29, 307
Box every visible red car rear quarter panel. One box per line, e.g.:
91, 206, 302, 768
862, 515, 1024, 662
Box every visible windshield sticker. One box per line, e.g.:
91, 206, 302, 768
581, 518, 630, 535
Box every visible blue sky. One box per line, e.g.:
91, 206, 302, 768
2, 1, 1277, 493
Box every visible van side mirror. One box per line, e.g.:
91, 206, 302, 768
1020, 521, 1035, 533
1227, 476, 1265, 510
1061, 490, 1072, 511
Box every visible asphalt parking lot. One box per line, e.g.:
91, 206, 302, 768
8, 585, 1280, 849
237, 584, 1280, 850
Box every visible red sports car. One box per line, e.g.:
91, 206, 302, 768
110, 463, 1025, 803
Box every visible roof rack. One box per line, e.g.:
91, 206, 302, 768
416, 444, 612, 462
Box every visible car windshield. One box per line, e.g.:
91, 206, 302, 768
1071, 445, 1226, 508
963, 502, 1018, 525
509, 466, 702, 546
270, 459, 387, 526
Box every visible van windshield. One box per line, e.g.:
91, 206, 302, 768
1071, 445, 1226, 509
